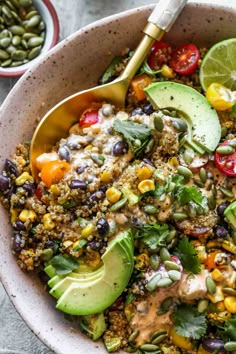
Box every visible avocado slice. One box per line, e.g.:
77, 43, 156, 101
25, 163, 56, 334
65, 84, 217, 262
144, 81, 221, 152
54, 230, 134, 315
224, 201, 236, 230
79, 312, 107, 340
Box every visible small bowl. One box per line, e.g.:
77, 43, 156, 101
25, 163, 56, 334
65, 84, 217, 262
0, 1, 236, 354
0, 0, 59, 77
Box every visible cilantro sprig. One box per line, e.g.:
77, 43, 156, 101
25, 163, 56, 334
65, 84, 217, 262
174, 237, 201, 274
113, 119, 152, 156
171, 304, 207, 340
134, 223, 169, 250
50, 254, 79, 275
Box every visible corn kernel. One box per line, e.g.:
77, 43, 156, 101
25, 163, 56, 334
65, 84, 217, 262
100, 170, 112, 183
211, 268, 224, 282
106, 187, 121, 203
50, 184, 61, 195
168, 156, 179, 168
19, 209, 37, 222
15, 172, 34, 186
138, 179, 155, 194
224, 296, 236, 313
161, 64, 175, 78
84, 144, 93, 151
43, 213, 55, 230
170, 327, 193, 350
215, 301, 226, 312
136, 166, 153, 181
222, 240, 236, 254
10, 208, 19, 223
81, 223, 94, 238
63, 240, 73, 249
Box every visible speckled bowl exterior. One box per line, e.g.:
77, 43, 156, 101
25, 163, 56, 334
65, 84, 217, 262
0, 1, 235, 353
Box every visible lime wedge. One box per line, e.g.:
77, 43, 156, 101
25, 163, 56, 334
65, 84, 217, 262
199, 38, 236, 91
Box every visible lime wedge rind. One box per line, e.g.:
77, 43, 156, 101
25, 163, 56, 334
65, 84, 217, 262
200, 38, 236, 91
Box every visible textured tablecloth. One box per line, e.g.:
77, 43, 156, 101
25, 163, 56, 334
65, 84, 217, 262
0, 0, 234, 353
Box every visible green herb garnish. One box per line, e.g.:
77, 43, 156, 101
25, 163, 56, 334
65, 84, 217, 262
135, 223, 169, 250
50, 254, 79, 275
174, 237, 201, 274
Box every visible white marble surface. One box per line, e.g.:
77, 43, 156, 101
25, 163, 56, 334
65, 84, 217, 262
0, 0, 234, 353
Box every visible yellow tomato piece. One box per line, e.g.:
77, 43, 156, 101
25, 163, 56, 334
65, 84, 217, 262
170, 327, 193, 350
224, 296, 236, 313
40, 160, 70, 188
206, 83, 236, 111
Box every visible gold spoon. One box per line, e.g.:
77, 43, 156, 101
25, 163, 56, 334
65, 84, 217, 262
30, 0, 187, 179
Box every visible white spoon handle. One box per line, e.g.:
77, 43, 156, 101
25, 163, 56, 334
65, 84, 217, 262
149, 0, 188, 32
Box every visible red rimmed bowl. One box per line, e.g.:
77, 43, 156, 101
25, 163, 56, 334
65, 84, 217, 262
0, 0, 59, 77
0, 1, 235, 353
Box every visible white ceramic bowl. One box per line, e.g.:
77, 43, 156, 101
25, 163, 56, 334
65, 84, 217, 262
0, 0, 59, 77
0, 1, 236, 353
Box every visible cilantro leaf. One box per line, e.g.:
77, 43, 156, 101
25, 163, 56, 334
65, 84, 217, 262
177, 185, 204, 206
100, 56, 123, 84
223, 316, 236, 341
174, 237, 201, 274
171, 304, 207, 340
135, 223, 169, 250
50, 254, 79, 275
113, 119, 152, 156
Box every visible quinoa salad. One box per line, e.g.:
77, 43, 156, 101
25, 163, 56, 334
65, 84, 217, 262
1, 38, 236, 354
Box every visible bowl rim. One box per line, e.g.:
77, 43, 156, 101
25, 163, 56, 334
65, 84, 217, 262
1, 1, 236, 353
0, 0, 60, 78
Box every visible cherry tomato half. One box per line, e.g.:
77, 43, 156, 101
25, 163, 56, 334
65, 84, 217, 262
79, 109, 99, 128
40, 160, 70, 188
147, 41, 172, 70
214, 141, 236, 176
169, 43, 200, 75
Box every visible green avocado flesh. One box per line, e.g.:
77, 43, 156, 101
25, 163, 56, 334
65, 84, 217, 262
224, 201, 236, 231
144, 81, 221, 152
48, 230, 134, 316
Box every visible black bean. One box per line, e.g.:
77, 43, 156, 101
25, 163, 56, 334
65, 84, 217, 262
4, 159, 18, 176
112, 140, 129, 156
22, 182, 35, 196
69, 179, 87, 190
217, 202, 230, 217
131, 107, 143, 116
58, 145, 71, 162
88, 240, 104, 251
99, 185, 107, 193
90, 191, 105, 202
0, 173, 10, 191
97, 218, 109, 236
143, 103, 154, 115
131, 217, 142, 228
76, 165, 87, 174
143, 158, 154, 166
14, 220, 25, 231
11, 233, 23, 253
202, 338, 225, 353
214, 225, 228, 238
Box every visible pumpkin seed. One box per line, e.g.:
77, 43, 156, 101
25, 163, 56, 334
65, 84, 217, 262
166, 229, 176, 243
222, 287, 236, 296
5, 1, 17, 11
10, 0, 20, 8
206, 276, 216, 295
158, 297, 173, 314
172, 118, 188, 132
0, 37, 11, 48
216, 145, 234, 155
10, 10, 22, 23
91, 153, 105, 166
177, 165, 193, 179
168, 270, 181, 281
199, 167, 207, 183
25, 10, 38, 19
150, 254, 160, 271
160, 247, 171, 262
21, 38, 27, 49
197, 299, 209, 313
164, 260, 181, 271
221, 126, 228, 138
229, 138, 236, 148
220, 187, 234, 198
19, 0, 33, 8
0, 48, 9, 59
10, 60, 23, 66
27, 45, 41, 60
11, 49, 26, 60
187, 202, 197, 218
2, 5, 13, 19
26, 15, 41, 28
144, 204, 159, 215
28, 35, 44, 48
145, 273, 161, 292
224, 342, 236, 351
22, 32, 37, 40
183, 148, 194, 164
38, 20, 45, 31
0, 29, 11, 38
172, 212, 188, 221
8, 24, 25, 35
6, 44, 16, 53
11, 34, 20, 45
207, 193, 216, 210
139, 343, 160, 351
156, 277, 173, 288
152, 333, 168, 345
193, 178, 204, 188
110, 197, 128, 212
41, 248, 53, 261
1, 58, 12, 66
151, 330, 167, 341
128, 330, 139, 342
154, 115, 164, 132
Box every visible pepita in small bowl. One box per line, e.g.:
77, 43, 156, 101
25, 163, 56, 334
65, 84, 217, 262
0, 0, 59, 77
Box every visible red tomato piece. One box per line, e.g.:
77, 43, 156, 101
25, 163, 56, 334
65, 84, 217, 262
214, 141, 236, 176
35, 184, 44, 200
147, 41, 172, 70
79, 109, 99, 128
169, 43, 200, 75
